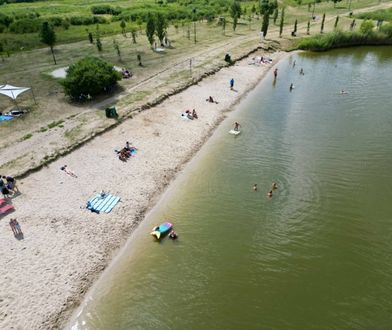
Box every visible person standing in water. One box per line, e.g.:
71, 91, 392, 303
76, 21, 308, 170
289, 83, 294, 92
273, 68, 278, 78
267, 190, 273, 198
253, 184, 258, 191
234, 122, 241, 131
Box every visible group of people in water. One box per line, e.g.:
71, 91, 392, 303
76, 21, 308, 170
253, 182, 278, 198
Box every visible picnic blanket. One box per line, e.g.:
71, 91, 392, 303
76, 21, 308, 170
0, 115, 14, 121
87, 193, 120, 213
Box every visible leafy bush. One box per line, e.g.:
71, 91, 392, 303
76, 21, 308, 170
0, 24, 6, 33
380, 23, 392, 37
9, 18, 42, 33
48, 16, 63, 27
0, 13, 13, 27
359, 20, 374, 34
91, 5, 122, 15
61, 56, 121, 100
69, 15, 107, 26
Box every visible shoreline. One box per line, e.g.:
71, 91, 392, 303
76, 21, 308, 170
0, 49, 290, 330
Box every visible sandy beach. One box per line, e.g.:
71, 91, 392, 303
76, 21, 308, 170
0, 50, 288, 329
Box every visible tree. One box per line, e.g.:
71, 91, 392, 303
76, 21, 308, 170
113, 39, 121, 60
307, 20, 310, 35
334, 16, 339, 29
360, 20, 375, 34
120, 19, 126, 36
88, 32, 94, 44
146, 13, 155, 47
320, 13, 325, 33
260, 0, 277, 37
130, 27, 137, 43
273, 8, 279, 25
293, 19, 298, 34
96, 36, 102, 52
230, 1, 242, 31
155, 13, 167, 46
39, 22, 57, 65
251, 4, 257, 16
61, 57, 121, 100
222, 17, 226, 35
279, 7, 285, 37
350, 19, 356, 31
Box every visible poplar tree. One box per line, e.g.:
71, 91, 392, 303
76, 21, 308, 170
279, 7, 285, 37
120, 19, 126, 36
334, 15, 339, 29
146, 13, 155, 47
320, 13, 325, 33
307, 20, 310, 34
273, 8, 279, 25
230, 1, 242, 31
155, 13, 167, 46
260, 0, 277, 37
39, 22, 57, 65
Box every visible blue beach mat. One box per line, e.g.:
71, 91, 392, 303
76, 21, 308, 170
0, 115, 14, 121
87, 193, 120, 213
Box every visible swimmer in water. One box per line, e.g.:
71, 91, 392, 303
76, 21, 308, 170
234, 122, 241, 131
340, 90, 348, 94
289, 83, 294, 92
253, 184, 258, 191
272, 182, 278, 190
267, 190, 273, 198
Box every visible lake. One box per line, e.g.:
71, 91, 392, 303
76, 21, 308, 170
70, 46, 392, 330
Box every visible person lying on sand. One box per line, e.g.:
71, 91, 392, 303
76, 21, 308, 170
60, 165, 78, 178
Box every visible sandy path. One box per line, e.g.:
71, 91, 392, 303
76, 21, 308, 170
0, 50, 288, 330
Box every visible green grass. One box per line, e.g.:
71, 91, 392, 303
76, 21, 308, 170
296, 30, 392, 51
356, 8, 392, 22
47, 120, 65, 129
22, 133, 33, 140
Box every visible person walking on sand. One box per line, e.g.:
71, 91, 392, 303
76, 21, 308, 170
253, 184, 258, 191
234, 122, 241, 131
273, 68, 278, 78
230, 78, 235, 90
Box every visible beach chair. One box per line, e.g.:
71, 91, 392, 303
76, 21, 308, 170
0, 204, 14, 215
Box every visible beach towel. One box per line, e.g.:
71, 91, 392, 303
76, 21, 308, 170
0, 115, 14, 121
87, 193, 120, 214
0, 204, 15, 215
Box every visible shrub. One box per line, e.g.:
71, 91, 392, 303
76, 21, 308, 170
91, 5, 122, 16
0, 13, 13, 28
380, 23, 392, 37
69, 16, 107, 26
9, 18, 42, 33
48, 16, 63, 27
359, 20, 374, 34
61, 56, 121, 100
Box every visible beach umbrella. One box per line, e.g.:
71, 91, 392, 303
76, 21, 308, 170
0, 84, 32, 110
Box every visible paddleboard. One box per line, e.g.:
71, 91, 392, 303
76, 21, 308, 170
229, 129, 241, 135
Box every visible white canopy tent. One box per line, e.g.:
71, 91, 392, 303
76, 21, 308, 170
0, 84, 35, 109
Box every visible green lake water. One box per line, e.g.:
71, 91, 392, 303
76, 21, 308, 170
70, 46, 392, 329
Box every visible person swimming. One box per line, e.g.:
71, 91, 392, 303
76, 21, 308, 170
340, 90, 348, 94
253, 184, 258, 191
267, 190, 273, 198
169, 230, 178, 240
289, 83, 294, 91
234, 122, 241, 131
272, 182, 278, 190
